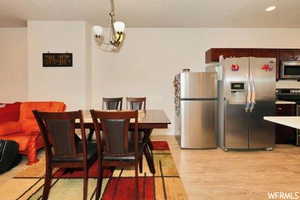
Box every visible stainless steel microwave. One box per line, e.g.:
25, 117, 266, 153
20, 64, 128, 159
280, 61, 300, 79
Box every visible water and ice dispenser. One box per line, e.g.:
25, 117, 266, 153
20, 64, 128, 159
228, 82, 246, 105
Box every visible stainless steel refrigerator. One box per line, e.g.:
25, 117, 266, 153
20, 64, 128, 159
174, 72, 218, 149
218, 57, 276, 151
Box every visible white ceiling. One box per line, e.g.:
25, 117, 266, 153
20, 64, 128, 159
0, 0, 300, 28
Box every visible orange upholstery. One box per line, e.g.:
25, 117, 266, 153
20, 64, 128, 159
20, 120, 39, 134
0, 102, 20, 123
1, 133, 33, 151
0, 121, 22, 136
19, 102, 66, 134
20, 102, 66, 121
0, 101, 66, 165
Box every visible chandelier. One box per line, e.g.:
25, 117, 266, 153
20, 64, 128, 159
93, 0, 125, 51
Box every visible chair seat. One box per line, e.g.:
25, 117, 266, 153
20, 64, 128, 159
103, 142, 144, 161
52, 142, 97, 163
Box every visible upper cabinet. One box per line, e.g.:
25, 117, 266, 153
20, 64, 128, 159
279, 49, 300, 61
251, 49, 278, 58
205, 48, 280, 63
205, 48, 300, 81
294, 50, 300, 61
205, 48, 249, 63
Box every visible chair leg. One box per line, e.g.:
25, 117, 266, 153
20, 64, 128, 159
139, 155, 143, 173
95, 160, 103, 200
83, 166, 88, 200
135, 162, 139, 200
42, 164, 52, 200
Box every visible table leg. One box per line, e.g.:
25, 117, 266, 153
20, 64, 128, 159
143, 129, 155, 174
143, 129, 153, 151
144, 144, 155, 174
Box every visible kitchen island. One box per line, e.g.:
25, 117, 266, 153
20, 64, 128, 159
264, 116, 300, 129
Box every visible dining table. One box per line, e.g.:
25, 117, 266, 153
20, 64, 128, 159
81, 109, 171, 174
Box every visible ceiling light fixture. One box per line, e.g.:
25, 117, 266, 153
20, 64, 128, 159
265, 5, 276, 12
93, 0, 125, 51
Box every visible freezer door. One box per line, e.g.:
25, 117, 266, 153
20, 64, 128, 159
249, 57, 276, 148
180, 72, 217, 99
249, 101, 275, 148
223, 57, 250, 149
181, 100, 217, 148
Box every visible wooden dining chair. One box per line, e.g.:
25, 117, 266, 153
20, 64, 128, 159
126, 97, 146, 111
90, 110, 145, 200
125, 97, 154, 151
89, 97, 123, 141
33, 110, 97, 200
102, 97, 123, 110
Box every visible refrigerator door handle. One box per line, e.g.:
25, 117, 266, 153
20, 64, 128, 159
245, 77, 251, 112
249, 70, 256, 112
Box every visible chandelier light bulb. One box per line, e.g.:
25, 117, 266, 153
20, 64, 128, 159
265, 6, 276, 12
93, 25, 104, 37
113, 21, 125, 33
93, 0, 125, 51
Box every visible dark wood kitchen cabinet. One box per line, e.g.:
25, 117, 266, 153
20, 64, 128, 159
205, 48, 300, 80
275, 104, 296, 144
294, 50, 300, 61
279, 49, 300, 61
205, 48, 300, 63
205, 48, 250, 63
279, 50, 297, 61
251, 49, 278, 58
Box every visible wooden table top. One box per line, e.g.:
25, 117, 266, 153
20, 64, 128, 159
82, 109, 171, 129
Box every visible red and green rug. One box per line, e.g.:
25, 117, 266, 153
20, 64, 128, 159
4, 141, 187, 200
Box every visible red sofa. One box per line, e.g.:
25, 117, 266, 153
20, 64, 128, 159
0, 102, 66, 165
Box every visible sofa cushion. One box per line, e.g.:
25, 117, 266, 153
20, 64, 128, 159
0, 103, 20, 123
20, 102, 52, 121
19, 102, 66, 133
50, 102, 66, 113
20, 102, 66, 121
0, 122, 22, 136
21, 120, 39, 134
0, 133, 31, 151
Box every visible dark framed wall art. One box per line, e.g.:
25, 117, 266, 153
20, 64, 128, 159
42, 53, 73, 67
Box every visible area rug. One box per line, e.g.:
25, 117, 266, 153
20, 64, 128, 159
4, 141, 187, 200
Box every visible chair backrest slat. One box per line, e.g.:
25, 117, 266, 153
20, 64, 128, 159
102, 119, 129, 154
45, 118, 76, 156
33, 110, 87, 159
102, 97, 123, 110
126, 97, 146, 111
90, 110, 138, 157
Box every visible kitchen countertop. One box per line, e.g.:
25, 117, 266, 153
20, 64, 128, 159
264, 116, 300, 129
275, 101, 296, 104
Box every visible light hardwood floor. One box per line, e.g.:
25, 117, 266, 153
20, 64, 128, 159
154, 135, 300, 200
1, 135, 300, 200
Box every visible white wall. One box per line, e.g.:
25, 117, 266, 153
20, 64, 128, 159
0, 28, 27, 102
85, 23, 93, 109
27, 21, 91, 110
3, 25, 300, 135
91, 28, 300, 135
